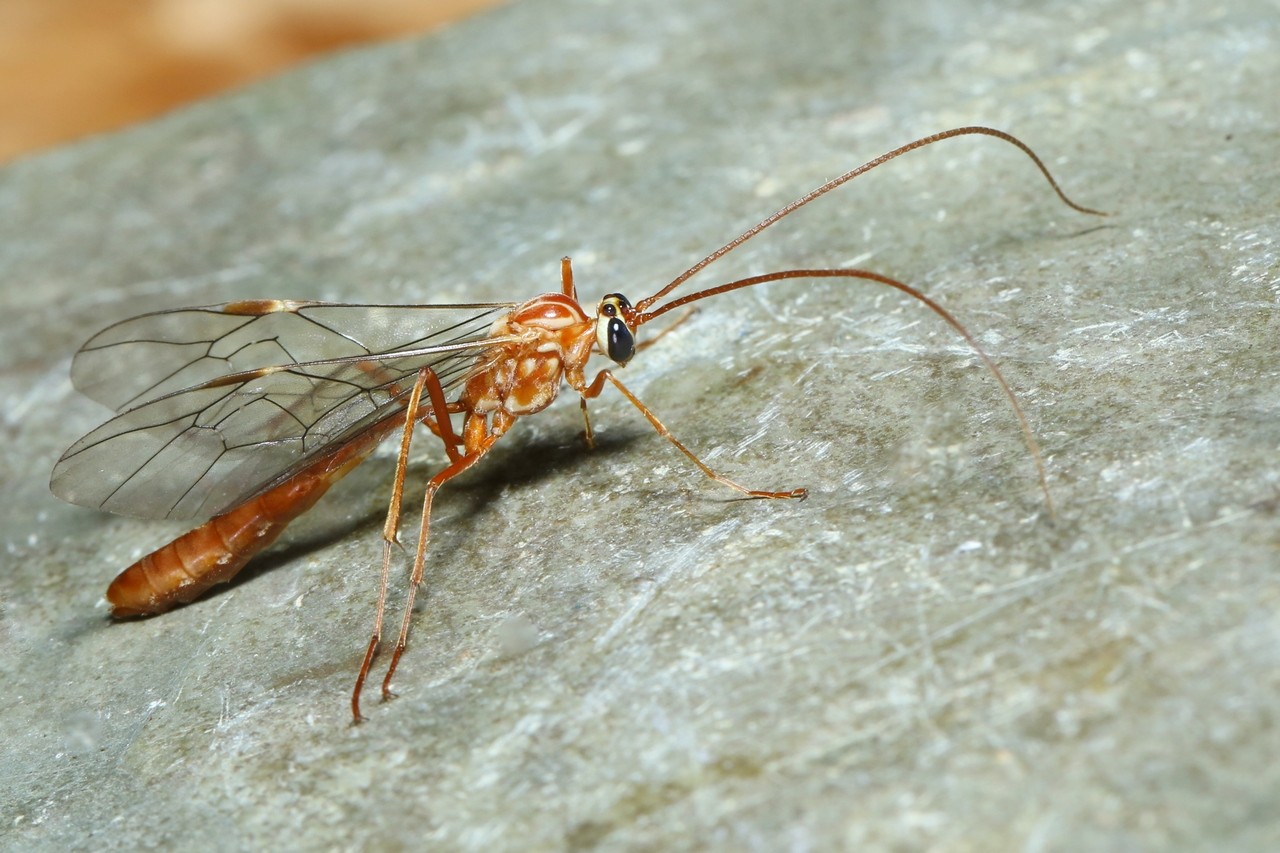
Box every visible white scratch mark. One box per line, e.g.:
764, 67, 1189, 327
594, 520, 738, 650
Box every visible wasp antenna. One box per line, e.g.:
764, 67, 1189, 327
640, 267, 1056, 515
635, 126, 1104, 316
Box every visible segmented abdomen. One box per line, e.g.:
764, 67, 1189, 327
107, 423, 395, 617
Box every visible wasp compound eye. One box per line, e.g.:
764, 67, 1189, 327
596, 294, 636, 365
605, 317, 635, 364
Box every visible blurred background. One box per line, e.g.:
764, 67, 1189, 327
0, 0, 509, 164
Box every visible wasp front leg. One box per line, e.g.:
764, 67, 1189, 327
573, 368, 807, 501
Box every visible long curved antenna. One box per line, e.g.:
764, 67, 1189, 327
641, 268, 1055, 516
634, 126, 1105, 315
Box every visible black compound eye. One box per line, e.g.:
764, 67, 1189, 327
596, 294, 636, 365
606, 318, 635, 364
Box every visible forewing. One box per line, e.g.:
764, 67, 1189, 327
52, 301, 515, 521
70, 300, 514, 412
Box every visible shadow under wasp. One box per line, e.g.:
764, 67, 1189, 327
50, 126, 1103, 721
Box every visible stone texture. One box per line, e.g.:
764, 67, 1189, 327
2, 0, 1277, 849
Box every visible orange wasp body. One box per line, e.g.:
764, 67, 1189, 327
52, 127, 1101, 720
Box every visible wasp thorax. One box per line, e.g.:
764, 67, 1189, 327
596, 293, 636, 365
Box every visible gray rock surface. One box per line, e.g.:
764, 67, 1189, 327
2, 0, 1277, 849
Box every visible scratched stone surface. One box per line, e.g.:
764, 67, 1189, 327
2, 0, 1277, 849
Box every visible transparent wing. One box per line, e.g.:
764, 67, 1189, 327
51, 300, 517, 521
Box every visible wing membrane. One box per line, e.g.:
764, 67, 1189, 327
71, 300, 515, 412
52, 301, 517, 521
